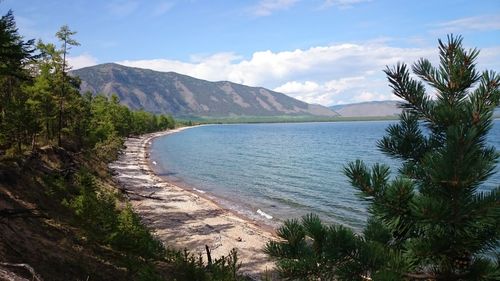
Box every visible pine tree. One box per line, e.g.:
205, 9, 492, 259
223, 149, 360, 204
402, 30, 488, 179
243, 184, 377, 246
266, 35, 499, 280
25, 42, 61, 144
54, 25, 80, 146
0, 10, 37, 152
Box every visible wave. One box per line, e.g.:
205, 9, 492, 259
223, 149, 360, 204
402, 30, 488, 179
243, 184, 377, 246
256, 209, 273, 220
193, 188, 206, 194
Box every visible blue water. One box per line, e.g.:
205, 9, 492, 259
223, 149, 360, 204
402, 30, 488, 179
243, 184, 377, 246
150, 120, 500, 232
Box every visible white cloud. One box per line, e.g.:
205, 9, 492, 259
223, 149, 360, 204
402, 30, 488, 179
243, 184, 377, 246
252, 0, 299, 16
274, 76, 399, 105
275, 81, 321, 94
477, 46, 500, 71
114, 40, 499, 106
431, 15, 500, 34
68, 54, 99, 70
353, 91, 395, 103
274, 77, 361, 105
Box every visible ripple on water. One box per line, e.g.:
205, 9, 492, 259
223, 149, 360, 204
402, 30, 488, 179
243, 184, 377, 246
150, 121, 500, 231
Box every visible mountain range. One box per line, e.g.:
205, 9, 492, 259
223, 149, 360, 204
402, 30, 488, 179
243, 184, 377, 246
71, 64, 499, 120
71, 63, 338, 118
331, 101, 500, 118
330, 101, 401, 117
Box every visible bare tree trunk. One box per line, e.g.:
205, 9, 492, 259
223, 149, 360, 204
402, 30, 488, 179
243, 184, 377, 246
31, 133, 36, 151
58, 40, 67, 147
57, 97, 63, 146
45, 119, 50, 144
205, 245, 212, 267
16, 132, 21, 153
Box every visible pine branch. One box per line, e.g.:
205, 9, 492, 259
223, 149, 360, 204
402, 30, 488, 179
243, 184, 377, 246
384, 64, 434, 122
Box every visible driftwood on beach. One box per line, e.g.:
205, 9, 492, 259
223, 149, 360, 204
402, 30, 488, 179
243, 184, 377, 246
109, 128, 277, 279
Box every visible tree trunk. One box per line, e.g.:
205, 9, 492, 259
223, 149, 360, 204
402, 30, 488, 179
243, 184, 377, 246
58, 97, 63, 147
58, 40, 67, 147
45, 118, 50, 144
17, 136, 21, 154
31, 133, 36, 151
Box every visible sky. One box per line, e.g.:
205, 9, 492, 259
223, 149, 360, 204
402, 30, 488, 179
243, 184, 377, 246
2, 0, 500, 106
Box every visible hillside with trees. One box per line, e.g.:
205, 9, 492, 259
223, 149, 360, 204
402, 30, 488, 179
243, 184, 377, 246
2, 4, 499, 281
0, 13, 175, 155
0, 10, 242, 281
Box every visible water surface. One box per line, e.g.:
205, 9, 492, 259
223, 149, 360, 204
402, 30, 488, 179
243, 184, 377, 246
151, 120, 500, 231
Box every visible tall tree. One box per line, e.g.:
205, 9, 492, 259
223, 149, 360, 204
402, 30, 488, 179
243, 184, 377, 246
267, 35, 500, 280
55, 25, 79, 146
0, 10, 36, 151
25, 42, 61, 144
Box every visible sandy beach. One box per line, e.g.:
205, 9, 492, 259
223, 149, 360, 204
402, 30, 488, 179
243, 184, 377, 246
109, 127, 277, 279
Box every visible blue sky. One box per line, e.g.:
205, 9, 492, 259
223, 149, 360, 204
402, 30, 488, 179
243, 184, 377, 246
2, 0, 500, 106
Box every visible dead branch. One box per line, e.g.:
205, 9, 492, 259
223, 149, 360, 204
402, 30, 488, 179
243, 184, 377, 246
120, 189, 162, 200
0, 208, 45, 219
0, 262, 43, 281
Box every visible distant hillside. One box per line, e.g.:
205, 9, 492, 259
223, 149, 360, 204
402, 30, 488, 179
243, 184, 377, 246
331, 101, 500, 118
330, 101, 401, 117
71, 63, 338, 118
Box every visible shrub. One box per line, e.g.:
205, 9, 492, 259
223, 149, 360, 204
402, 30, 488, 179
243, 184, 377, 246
110, 204, 165, 260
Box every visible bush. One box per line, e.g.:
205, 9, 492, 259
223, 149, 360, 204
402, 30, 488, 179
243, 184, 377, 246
110, 204, 165, 260
67, 172, 245, 280
166, 248, 243, 281
92, 134, 124, 162
68, 170, 117, 242
265, 214, 365, 280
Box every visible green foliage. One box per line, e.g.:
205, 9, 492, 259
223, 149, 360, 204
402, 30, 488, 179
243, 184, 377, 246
0, 10, 37, 152
266, 214, 367, 280
92, 134, 124, 162
68, 170, 118, 242
86, 94, 175, 148
82, 93, 174, 160
166, 248, 244, 281
0, 11, 245, 281
67, 170, 164, 261
0, 11, 248, 281
158, 114, 175, 130
0, 11, 177, 155
110, 204, 165, 260
65, 170, 244, 280
42, 173, 67, 199
0, 10, 36, 78
346, 35, 500, 280
134, 264, 164, 281
267, 35, 500, 280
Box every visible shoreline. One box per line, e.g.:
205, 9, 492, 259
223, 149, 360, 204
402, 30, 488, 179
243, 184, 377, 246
145, 126, 277, 234
109, 126, 277, 279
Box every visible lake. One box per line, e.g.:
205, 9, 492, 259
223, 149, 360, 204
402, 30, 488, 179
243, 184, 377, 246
150, 120, 500, 232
